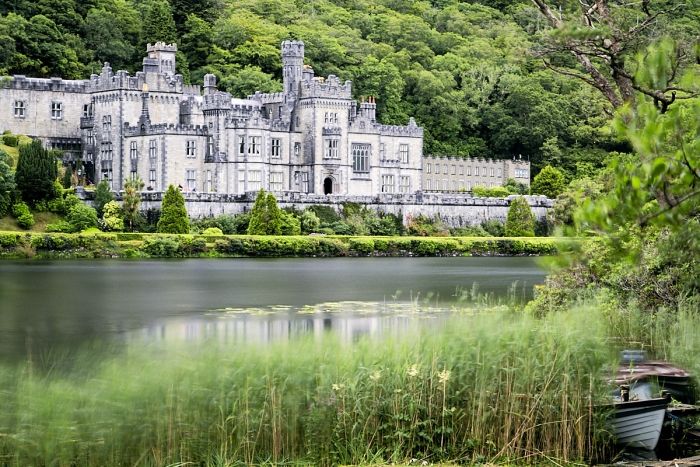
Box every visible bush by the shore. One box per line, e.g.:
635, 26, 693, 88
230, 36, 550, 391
0, 231, 562, 259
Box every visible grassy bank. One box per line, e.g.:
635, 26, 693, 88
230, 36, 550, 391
0, 231, 563, 259
0, 307, 614, 466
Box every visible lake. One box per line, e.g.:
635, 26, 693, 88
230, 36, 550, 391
0, 257, 545, 360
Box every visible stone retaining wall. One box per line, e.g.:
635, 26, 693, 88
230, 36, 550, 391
91, 191, 552, 228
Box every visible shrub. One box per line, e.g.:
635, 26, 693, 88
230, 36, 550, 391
47, 197, 66, 214
93, 180, 114, 217
505, 197, 535, 237
406, 214, 449, 237
2, 133, 19, 147
141, 236, 181, 257
300, 210, 321, 234
178, 236, 207, 255
472, 186, 511, 198
67, 203, 99, 232
202, 227, 224, 236
0, 150, 15, 217
102, 201, 124, 231
157, 185, 190, 234
12, 202, 35, 229
45, 221, 73, 233
280, 210, 301, 235
531, 165, 566, 199
0, 232, 20, 248
481, 219, 505, 237
349, 237, 374, 255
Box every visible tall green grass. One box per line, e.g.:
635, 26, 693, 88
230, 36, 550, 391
0, 308, 614, 466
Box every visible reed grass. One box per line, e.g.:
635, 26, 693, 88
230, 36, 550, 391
0, 306, 617, 466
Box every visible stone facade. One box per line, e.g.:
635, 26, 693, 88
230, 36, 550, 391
0, 41, 424, 197
422, 155, 531, 192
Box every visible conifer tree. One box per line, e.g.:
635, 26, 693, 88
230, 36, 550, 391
505, 196, 535, 237
0, 150, 14, 217
247, 189, 282, 235
142, 0, 177, 44
94, 179, 113, 217
15, 139, 58, 205
157, 184, 189, 233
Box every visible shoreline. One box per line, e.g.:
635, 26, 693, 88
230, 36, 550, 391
0, 231, 564, 259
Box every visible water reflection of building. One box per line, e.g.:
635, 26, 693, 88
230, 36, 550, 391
131, 308, 442, 346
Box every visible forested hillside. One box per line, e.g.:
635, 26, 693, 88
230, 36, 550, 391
1, 0, 697, 173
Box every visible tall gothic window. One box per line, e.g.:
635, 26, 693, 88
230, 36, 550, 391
399, 144, 409, 164
324, 139, 339, 159
186, 140, 197, 158
271, 138, 281, 158
248, 136, 261, 155
399, 176, 410, 193
149, 139, 157, 161
129, 141, 138, 176
102, 115, 111, 132
186, 169, 196, 191
352, 143, 370, 173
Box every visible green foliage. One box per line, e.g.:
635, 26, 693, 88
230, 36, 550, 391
2, 133, 18, 147
0, 149, 14, 217
299, 209, 320, 234
247, 189, 281, 235
202, 227, 223, 236
503, 178, 529, 195
12, 201, 34, 229
66, 202, 98, 232
61, 165, 72, 189
93, 180, 113, 218
505, 196, 535, 237
122, 176, 144, 231
15, 139, 57, 205
101, 200, 124, 232
406, 214, 449, 237
472, 185, 510, 197
157, 185, 189, 234
481, 219, 505, 237
279, 210, 301, 236
531, 165, 566, 199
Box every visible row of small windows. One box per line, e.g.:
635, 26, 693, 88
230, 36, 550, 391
426, 163, 504, 178
425, 180, 507, 191
324, 112, 339, 124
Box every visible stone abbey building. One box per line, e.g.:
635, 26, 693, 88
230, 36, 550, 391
1, 40, 532, 200
0, 41, 424, 196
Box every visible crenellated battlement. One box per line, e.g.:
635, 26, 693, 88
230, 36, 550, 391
299, 75, 352, 99
147, 42, 177, 53
281, 40, 304, 58
3, 76, 88, 93
123, 121, 208, 137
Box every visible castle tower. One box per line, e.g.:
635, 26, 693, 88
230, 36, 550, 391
281, 40, 304, 95
143, 42, 177, 75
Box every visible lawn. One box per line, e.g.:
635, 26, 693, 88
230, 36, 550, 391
0, 212, 63, 232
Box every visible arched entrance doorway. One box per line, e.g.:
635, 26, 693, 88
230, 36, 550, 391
324, 177, 333, 195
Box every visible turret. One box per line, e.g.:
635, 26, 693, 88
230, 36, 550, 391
203, 73, 217, 96
281, 40, 304, 95
143, 42, 177, 75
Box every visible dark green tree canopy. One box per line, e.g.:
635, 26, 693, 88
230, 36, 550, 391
15, 139, 58, 205
505, 196, 535, 237
531, 165, 566, 199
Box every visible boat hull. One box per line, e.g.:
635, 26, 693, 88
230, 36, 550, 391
610, 398, 668, 450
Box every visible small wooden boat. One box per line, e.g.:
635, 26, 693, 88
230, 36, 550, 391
610, 396, 670, 450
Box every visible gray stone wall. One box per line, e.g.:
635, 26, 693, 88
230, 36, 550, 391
128, 192, 552, 228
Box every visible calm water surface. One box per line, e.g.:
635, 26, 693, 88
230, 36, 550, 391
0, 257, 545, 359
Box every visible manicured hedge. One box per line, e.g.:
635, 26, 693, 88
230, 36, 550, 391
0, 231, 561, 259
